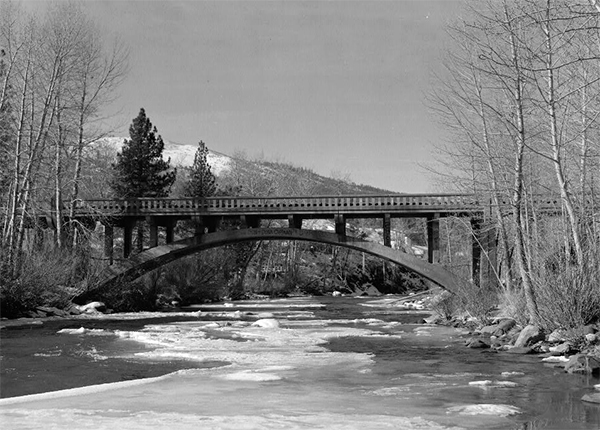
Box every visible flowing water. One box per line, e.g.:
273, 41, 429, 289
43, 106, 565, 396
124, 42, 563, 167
0, 295, 599, 429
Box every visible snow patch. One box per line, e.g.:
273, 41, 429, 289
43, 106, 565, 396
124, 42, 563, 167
469, 380, 518, 388
447, 404, 521, 416
541, 356, 569, 363
220, 371, 282, 382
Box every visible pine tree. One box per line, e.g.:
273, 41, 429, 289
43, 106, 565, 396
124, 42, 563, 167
111, 108, 176, 198
184, 140, 216, 198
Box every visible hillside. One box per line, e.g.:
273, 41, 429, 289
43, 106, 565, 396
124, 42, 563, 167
94, 137, 394, 196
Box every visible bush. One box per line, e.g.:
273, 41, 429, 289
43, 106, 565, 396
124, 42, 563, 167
429, 290, 460, 321
535, 247, 600, 331
0, 246, 94, 318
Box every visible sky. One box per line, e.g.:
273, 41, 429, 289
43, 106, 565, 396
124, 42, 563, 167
49, 0, 464, 193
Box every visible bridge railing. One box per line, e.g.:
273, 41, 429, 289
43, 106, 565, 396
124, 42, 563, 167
70, 194, 486, 217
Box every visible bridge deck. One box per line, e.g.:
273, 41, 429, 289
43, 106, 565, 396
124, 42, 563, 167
72, 194, 487, 219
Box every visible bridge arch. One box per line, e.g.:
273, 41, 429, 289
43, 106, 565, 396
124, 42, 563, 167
88, 228, 466, 295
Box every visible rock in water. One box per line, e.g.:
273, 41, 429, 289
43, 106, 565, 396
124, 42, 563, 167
581, 393, 600, 404
564, 354, 600, 375
251, 319, 280, 329
466, 338, 490, 349
514, 325, 544, 348
78, 301, 106, 314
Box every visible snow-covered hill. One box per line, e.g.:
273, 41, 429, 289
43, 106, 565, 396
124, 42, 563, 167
92, 137, 231, 176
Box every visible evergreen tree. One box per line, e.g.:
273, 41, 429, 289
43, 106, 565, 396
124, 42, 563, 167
111, 108, 176, 198
184, 140, 216, 198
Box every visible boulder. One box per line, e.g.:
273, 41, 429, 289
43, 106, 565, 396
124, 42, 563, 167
564, 354, 600, 375
493, 319, 516, 336
78, 301, 107, 313
549, 342, 572, 355
480, 325, 498, 336
583, 325, 597, 335
422, 314, 443, 325
251, 318, 280, 329
585, 333, 597, 343
64, 303, 82, 315
548, 329, 568, 343
581, 393, 600, 404
466, 338, 490, 349
506, 346, 534, 354
514, 325, 545, 348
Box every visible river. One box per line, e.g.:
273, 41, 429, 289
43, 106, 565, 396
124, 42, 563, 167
1, 295, 599, 429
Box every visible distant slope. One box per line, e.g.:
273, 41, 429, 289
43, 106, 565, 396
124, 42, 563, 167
94, 137, 394, 196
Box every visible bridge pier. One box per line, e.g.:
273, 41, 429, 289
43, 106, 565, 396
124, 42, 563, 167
288, 215, 303, 229
334, 214, 346, 236
472, 218, 498, 288
123, 220, 134, 258
240, 215, 260, 228
148, 217, 158, 248
427, 214, 440, 264
383, 213, 391, 247
165, 218, 176, 244
103, 223, 114, 265
470, 218, 498, 288
192, 216, 219, 236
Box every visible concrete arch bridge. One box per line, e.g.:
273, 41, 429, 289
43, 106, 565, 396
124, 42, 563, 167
89, 227, 466, 294
68, 194, 527, 295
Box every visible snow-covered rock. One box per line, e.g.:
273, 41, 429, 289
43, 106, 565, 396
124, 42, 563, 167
251, 319, 280, 329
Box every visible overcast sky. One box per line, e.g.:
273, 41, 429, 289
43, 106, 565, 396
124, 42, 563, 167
68, 1, 463, 193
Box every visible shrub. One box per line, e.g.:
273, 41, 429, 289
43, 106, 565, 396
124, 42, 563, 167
535, 247, 600, 331
0, 247, 93, 318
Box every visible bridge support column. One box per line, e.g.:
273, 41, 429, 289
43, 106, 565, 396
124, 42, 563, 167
165, 219, 176, 244
136, 220, 144, 254
471, 219, 481, 285
383, 213, 391, 247
240, 215, 260, 228
481, 224, 497, 289
288, 215, 302, 229
471, 218, 498, 288
103, 223, 114, 265
193, 216, 218, 236
427, 214, 440, 264
147, 217, 158, 248
123, 221, 134, 258
335, 214, 346, 236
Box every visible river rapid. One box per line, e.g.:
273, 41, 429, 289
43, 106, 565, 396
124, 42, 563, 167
1, 295, 599, 429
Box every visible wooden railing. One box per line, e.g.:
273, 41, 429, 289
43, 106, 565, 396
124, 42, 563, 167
70, 194, 486, 217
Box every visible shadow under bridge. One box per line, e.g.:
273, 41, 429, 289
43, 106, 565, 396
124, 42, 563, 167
87, 227, 466, 295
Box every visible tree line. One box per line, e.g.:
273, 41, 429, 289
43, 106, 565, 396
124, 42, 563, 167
430, 0, 600, 330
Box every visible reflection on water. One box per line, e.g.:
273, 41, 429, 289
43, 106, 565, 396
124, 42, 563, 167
0, 296, 599, 429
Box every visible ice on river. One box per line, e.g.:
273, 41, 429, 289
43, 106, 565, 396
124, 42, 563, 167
0, 297, 539, 429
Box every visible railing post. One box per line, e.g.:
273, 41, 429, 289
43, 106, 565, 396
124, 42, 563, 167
427, 213, 440, 264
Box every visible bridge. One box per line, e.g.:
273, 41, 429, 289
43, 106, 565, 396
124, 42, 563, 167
68, 193, 509, 294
